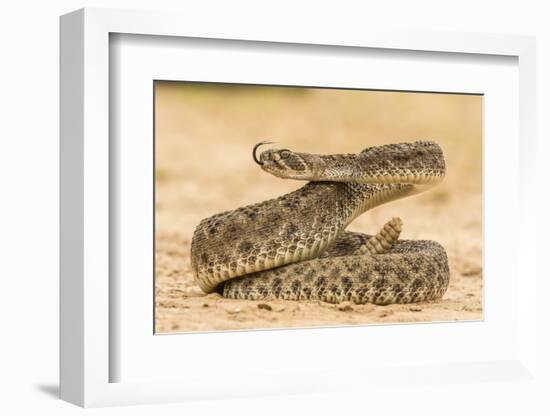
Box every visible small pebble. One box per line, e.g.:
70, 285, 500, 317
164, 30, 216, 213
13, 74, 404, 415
338, 305, 354, 312
409, 307, 422, 312
257, 303, 272, 311
202, 303, 209, 308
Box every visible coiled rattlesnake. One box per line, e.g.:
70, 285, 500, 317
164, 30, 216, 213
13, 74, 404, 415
191, 141, 449, 305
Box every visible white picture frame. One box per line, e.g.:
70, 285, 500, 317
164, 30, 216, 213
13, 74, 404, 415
60, 7, 538, 408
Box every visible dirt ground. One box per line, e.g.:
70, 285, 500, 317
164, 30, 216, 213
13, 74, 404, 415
154, 82, 483, 333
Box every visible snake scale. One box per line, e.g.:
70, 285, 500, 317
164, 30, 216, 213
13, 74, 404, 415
190, 141, 450, 305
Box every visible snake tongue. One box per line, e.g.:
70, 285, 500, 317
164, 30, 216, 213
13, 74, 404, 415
252, 141, 275, 165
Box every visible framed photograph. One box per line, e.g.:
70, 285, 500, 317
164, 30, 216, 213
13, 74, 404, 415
60, 8, 538, 407
154, 81, 483, 334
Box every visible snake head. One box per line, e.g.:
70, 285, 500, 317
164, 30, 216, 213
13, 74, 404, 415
253, 142, 319, 180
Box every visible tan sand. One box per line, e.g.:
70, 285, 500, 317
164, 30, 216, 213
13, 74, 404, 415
154, 82, 483, 333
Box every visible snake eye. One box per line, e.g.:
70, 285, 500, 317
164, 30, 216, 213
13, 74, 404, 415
280, 149, 291, 159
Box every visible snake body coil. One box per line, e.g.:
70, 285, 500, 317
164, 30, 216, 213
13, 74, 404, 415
191, 141, 449, 305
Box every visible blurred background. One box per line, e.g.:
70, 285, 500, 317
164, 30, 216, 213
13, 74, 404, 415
154, 81, 483, 332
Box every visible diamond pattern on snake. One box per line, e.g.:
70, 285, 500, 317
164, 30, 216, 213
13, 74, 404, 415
191, 141, 449, 305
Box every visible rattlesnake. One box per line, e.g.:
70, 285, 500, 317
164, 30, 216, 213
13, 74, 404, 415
190, 141, 449, 305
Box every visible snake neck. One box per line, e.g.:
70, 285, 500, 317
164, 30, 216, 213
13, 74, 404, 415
342, 182, 421, 227
293, 141, 446, 186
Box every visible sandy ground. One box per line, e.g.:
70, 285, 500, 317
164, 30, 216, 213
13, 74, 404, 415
154, 82, 483, 333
